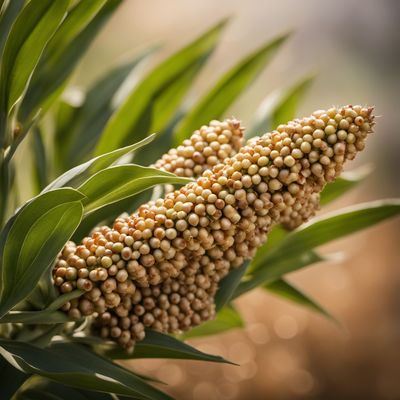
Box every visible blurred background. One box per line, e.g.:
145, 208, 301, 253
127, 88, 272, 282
72, 0, 400, 398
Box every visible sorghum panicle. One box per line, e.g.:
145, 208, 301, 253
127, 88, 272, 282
53, 105, 374, 350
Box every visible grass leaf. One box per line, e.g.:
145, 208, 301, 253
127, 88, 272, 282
264, 278, 336, 321
174, 32, 290, 144
78, 165, 191, 214
0, 188, 84, 317
94, 19, 228, 156
101, 329, 233, 364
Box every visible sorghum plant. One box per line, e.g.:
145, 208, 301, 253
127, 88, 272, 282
0, 1, 398, 399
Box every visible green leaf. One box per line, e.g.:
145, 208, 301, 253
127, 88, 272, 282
264, 278, 335, 320
12, 375, 116, 400
72, 190, 152, 241
31, 127, 48, 194
182, 305, 243, 339
19, 0, 122, 122
0, 0, 25, 58
0, 0, 69, 117
0, 310, 70, 324
63, 48, 157, 168
320, 165, 372, 206
0, 340, 172, 400
234, 251, 325, 298
246, 74, 315, 138
257, 199, 400, 268
45, 134, 157, 192
95, 19, 228, 156
100, 329, 233, 364
215, 261, 249, 311
236, 199, 400, 297
0, 188, 84, 317
78, 165, 191, 214
174, 32, 290, 144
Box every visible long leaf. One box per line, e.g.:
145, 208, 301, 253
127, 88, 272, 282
45, 134, 157, 192
101, 329, 233, 364
182, 304, 243, 339
215, 261, 249, 311
31, 126, 48, 194
0, 0, 25, 58
95, 19, 228, 156
246, 74, 315, 138
174, 32, 290, 144
0, 188, 84, 317
234, 251, 325, 298
19, 0, 122, 122
78, 165, 191, 214
255, 199, 400, 269
264, 278, 336, 320
0, 310, 70, 325
0, 0, 68, 123
0, 340, 171, 400
63, 48, 157, 168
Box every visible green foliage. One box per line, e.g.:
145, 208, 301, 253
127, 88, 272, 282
0, 2, 398, 399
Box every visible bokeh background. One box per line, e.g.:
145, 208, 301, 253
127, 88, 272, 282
72, 1, 400, 398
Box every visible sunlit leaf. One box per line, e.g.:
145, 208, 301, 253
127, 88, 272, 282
78, 165, 191, 214
95, 19, 228, 156
19, 0, 122, 122
45, 134, 157, 192
174, 32, 290, 144
0, 188, 84, 317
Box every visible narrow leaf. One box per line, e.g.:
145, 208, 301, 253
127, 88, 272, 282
0, 0, 69, 114
78, 165, 191, 214
95, 19, 228, 156
215, 261, 249, 311
0, 340, 172, 400
0, 310, 69, 324
247, 74, 315, 138
264, 278, 335, 320
63, 48, 157, 168
0, 188, 84, 317
101, 329, 233, 364
31, 127, 48, 194
182, 305, 243, 339
0, 0, 25, 57
174, 32, 290, 144
19, 0, 122, 122
45, 134, 157, 192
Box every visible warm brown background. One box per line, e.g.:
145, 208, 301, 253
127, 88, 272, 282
74, 1, 400, 398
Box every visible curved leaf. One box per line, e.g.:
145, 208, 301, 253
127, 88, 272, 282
0, 310, 69, 325
0, 0, 25, 58
0, 340, 171, 400
247, 74, 315, 138
100, 329, 233, 364
174, 32, 290, 144
95, 19, 228, 156
45, 134, 157, 192
0, 0, 68, 118
78, 165, 191, 214
19, 0, 122, 122
0, 188, 84, 317
264, 278, 336, 321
